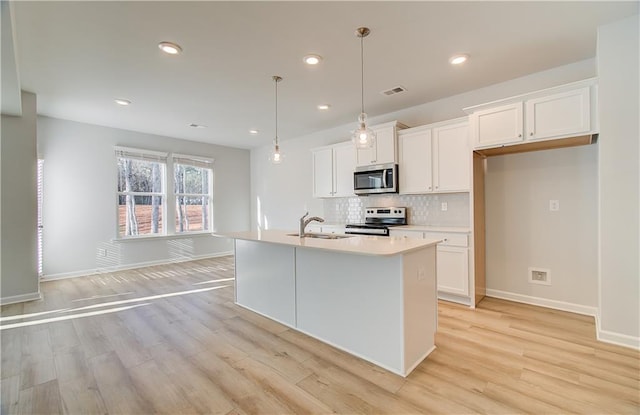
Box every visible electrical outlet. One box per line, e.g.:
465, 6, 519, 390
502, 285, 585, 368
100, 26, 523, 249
417, 268, 426, 281
549, 200, 560, 211
528, 267, 551, 285
98, 248, 107, 257
441, 202, 448, 211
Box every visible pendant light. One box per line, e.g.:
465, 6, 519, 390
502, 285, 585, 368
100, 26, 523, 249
270, 75, 284, 164
352, 27, 376, 149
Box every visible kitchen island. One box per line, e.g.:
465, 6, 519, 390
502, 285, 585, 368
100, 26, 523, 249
217, 229, 440, 377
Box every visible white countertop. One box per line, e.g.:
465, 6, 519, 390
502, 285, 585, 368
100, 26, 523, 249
215, 229, 440, 257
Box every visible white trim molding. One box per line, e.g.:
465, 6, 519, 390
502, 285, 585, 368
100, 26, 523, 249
487, 289, 639, 350
0, 291, 42, 306
486, 289, 598, 317
595, 312, 640, 350
41, 251, 233, 281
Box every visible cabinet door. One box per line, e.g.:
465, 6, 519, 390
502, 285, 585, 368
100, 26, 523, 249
436, 246, 469, 296
432, 122, 470, 192
398, 128, 433, 194
525, 87, 590, 141
333, 143, 356, 197
355, 124, 397, 166
372, 125, 396, 165
312, 147, 334, 198
471, 102, 524, 149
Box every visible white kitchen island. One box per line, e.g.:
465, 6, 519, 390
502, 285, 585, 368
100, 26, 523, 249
217, 230, 440, 377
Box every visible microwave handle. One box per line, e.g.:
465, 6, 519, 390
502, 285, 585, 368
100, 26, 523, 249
382, 169, 388, 188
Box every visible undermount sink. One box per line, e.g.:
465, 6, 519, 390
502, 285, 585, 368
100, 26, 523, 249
287, 233, 353, 240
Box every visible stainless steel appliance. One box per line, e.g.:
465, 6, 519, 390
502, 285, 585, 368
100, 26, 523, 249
345, 207, 407, 236
353, 163, 398, 195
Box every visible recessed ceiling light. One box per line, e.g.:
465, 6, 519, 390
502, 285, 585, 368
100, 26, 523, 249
303, 54, 322, 65
189, 123, 207, 128
249, 129, 259, 135
317, 104, 330, 110
449, 54, 469, 65
114, 99, 131, 106
158, 41, 182, 55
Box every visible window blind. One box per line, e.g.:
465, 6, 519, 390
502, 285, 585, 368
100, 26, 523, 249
114, 146, 168, 162
172, 154, 214, 169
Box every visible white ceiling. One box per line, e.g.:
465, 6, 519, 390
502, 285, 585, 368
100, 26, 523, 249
10, 1, 638, 149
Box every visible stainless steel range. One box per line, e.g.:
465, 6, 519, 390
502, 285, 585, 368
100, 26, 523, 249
345, 207, 407, 236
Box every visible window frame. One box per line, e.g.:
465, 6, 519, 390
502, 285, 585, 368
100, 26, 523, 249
115, 146, 169, 239
172, 154, 215, 234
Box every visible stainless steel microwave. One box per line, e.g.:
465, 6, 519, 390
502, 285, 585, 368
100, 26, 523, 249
353, 163, 398, 195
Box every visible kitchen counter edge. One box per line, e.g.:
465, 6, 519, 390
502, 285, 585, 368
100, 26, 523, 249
214, 230, 439, 257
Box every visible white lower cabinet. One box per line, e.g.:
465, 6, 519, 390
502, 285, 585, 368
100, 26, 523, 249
390, 229, 471, 304
436, 246, 469, 297
305, 224, 346, 234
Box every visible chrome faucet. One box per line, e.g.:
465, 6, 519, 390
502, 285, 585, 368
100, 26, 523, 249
299, 211, 324, 237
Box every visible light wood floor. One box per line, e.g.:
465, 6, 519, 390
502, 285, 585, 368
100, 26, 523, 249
1, 257, 638, 414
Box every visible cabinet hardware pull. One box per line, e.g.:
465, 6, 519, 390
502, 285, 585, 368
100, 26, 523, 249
518, 134, 522, 138
530, 132, 534, 136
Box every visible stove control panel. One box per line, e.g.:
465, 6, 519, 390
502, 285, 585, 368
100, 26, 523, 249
364, 207, 406, 220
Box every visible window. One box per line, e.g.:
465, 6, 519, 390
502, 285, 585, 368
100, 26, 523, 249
173, 155, 214, 233
116, 147, 168, 237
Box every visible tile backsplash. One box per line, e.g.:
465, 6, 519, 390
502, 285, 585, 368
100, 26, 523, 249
323, 193, 470, 227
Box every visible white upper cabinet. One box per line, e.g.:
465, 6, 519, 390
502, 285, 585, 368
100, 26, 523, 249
398, 119, 470, 194
355, 121, 407, 167
470, 102, 524, 148
398, 126, 433, 193
312, 147, 333, 198
465, 78, 598, 150
525, 86, 591, 141
312, 141, 355, 198
432, 121, 471, 192
333, 142, 356, 197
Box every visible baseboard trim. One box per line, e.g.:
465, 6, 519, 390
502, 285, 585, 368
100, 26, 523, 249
41, 251, 234, 281
438, 291, 473, 308
0, 291, 42, 306
485, 288, 598, 317
595, 312, 640, 350
486, 288, 639, 350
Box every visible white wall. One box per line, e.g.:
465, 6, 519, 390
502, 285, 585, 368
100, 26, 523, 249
485, 145, 599, 310
38, 116, 251, 278
597, 15, 639, 346
250, 58, 597, 231
1, 91, 39, 303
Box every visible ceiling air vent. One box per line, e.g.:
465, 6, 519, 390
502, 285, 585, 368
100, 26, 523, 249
380, 86, 407, 96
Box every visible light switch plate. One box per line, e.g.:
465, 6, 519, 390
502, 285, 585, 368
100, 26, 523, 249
441, 202, 448, 211
549, 200, 560, 211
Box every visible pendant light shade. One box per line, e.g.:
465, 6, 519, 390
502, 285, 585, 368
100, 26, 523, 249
352, 27, 376, 149
270, 75, 284, 164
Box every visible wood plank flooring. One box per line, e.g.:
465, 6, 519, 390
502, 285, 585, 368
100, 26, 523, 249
1, 256, 638, 414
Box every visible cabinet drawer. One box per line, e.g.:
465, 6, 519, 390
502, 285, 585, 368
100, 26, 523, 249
424, 232, 468, 247
390, 229, 423, 239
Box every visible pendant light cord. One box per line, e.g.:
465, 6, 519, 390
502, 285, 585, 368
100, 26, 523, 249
275, 77, 278, 146
360, 34, 365, 115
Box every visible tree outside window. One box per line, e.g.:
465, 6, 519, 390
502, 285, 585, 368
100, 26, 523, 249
116, 148, 167, 237
174, 156, 213, 233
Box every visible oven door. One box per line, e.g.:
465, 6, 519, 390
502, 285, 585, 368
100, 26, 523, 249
353, 164, 398, 195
